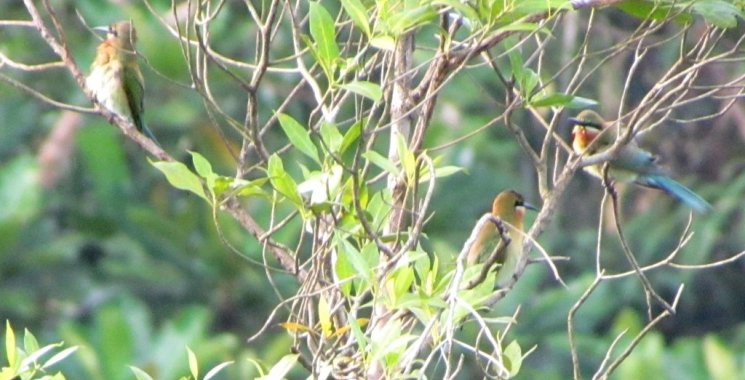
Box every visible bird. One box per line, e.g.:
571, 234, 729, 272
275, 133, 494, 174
466, 190, 537, 287
569, 110, 711, 213
87, 21, 158, 143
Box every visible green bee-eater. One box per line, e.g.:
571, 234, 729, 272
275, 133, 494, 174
467, 190, 537, 287
570, 110, 711, 213
87, 21, 158, 143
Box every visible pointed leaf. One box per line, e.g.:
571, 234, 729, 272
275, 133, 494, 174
130, 366, 155, 380
42, 346, 78, 369
318, 294, 333, 338
5, 321, 15, 367
370, 35, 396, 51
309, 2, 340, 68
267, 154, 304, 207
190, 151, 213, 179
187, 347, 199, 379
363, 151, 400, 176
150, 160, 209, 202
204, 361, 234, 380
340, 81, 382, 102
277, 113, 320, 163
341, 0, 371, 36
257, 354, 299, 380
320, 122, 343, 154
340, 120, 363, 154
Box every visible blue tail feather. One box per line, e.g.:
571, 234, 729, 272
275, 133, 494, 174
637, 174, 712, 213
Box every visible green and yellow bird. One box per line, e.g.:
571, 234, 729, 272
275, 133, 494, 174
87, 21, 158, 142
467, 190, 537, 287
569, 110, 711, 213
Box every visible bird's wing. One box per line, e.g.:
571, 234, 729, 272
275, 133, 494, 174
123, 67, 145, 131
612, 143, 662, 175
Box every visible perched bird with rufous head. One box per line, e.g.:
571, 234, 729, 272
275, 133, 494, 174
87, 21, 158, 143
569, 110, 711, 213
467, 190, 537, 287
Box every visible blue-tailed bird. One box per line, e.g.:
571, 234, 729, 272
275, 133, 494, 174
569, 110, 711, 213
87, 21, 158, 143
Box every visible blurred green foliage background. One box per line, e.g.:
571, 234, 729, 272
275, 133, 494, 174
2, 0, 745, 379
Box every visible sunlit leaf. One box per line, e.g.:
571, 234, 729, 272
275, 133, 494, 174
279, 322, 313, 334
318, 294, 333, 338
503, 340, 523, 376
151, 160, 209, 203
370, 35, 396, 51
5, 320, 16, 367
42, 346, 78, 370
341, 0, 371, 36
309, 2, 340, 71
257, 354, 299, 380
363, 151, 400, 176
190, 151, 213, 179
204, 361, 234, 380
703, 335, 738, 380
130, 366, 155, 380
187, 347, 198, 379
340, 81, 383, 102
320, 122, 344, 154
340, 120, 363, 154
267, 154, 304, 208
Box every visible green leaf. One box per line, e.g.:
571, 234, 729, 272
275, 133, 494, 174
187, 347, 198, 379
387, 4, 438, 35
503, 340, 523, 376
370, 35, 396, 51
42, 346, 78, 370
5, 320, 15, 367
190, 151, 214, 179
277, 112, 321, 163
267, 154, 304, 208
204, 361, 234, 380
341, 0, 371, 36
530, 92, 599, 109
309, 2, 340, 69
514, 0, 572, 15
339, 239, 373, 283
130, 366, 155, 380
392, 266, 415, 303
615, 0, 693, 23
363, 150, 400, 176
508, 48, 539, 99
419, 165, 463, 183
23, 329, 39, 353
150, 160, 209, 203
320, 122, 343, 154
496, 22, 548, 35
703, 335, 738, 380
258, 354, 299, 380
433, 0, 480, 27
340, 120, 363, 154
396, 133, 416, 182
340, 80, 383, 102
692, 0, 742, 28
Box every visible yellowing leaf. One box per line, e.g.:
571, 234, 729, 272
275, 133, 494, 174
318, 294, 333, 338
279, 322, 313, 334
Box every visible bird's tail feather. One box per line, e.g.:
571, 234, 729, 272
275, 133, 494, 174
639, 174, 712, 213
140, 122, 161, 147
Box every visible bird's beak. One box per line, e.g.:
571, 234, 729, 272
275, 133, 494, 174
568, 117, 581, 125
522, 202, 538, 211
92, 25, 109, 34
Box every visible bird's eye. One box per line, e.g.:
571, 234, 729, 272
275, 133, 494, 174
109, 26, 117, 36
